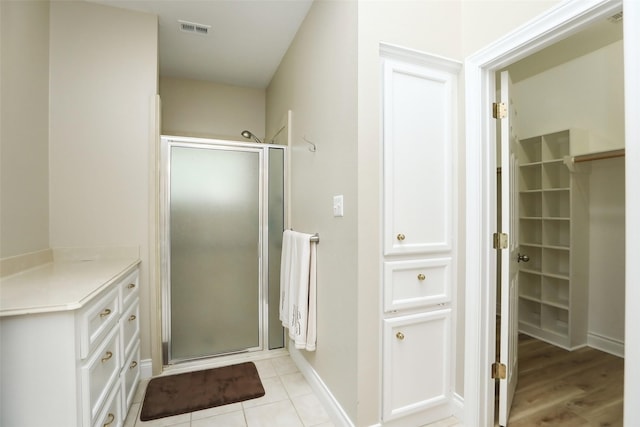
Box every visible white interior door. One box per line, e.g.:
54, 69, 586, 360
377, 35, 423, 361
498, 70, 520, 426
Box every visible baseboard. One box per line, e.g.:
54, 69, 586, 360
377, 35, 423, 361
452, 392, 464, 421
288, 345, 355, 427
288, 345, 464, 427
588, 333, 625, 358
140, 358, 153, 380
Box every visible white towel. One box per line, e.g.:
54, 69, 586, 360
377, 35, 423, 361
279, 230, 317, 351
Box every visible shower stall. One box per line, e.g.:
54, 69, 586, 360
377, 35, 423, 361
160, 135, 286, 365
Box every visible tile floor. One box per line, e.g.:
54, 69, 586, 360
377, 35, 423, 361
124, 355, 334, 427
123, 354, 461, 427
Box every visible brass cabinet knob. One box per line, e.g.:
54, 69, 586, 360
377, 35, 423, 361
396, 332, 405, 340
99, 308, 112, 318
127, 283, 136, 289
129, 360, 138, 369
397, 233, 406, 241
128, 314, 137, 322
103, 413, 115, 427
101, 351, 113, 363
417, 273, 426, 281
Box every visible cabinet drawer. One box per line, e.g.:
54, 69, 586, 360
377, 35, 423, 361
93, 384, 122, 427
120, 298, 139, 358
383, 258, 451, 312
80, 287, 120, 359
382, 309, 451, 421
120, 270, 139, 310
121, 344, 140, 412
82, 326, 121, 425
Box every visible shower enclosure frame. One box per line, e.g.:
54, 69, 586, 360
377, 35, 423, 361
159, 135, 287, 365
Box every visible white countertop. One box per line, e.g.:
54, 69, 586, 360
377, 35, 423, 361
0, 258, 140, 317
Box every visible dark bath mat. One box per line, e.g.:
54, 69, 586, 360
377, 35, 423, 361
140, 361, 265, 421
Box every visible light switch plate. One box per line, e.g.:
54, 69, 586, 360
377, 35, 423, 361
333, 195, 344, 217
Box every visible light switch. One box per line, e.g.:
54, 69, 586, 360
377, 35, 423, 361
333, 195, 344, 217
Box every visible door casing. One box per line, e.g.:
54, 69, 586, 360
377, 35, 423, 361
462, 0, 640, 425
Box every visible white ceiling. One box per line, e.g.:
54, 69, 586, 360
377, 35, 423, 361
91, 0, 313, 89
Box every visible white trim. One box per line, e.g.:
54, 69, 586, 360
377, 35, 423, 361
451, 392, 464, 422
379, 42, 462, 74
159, 348, 289, 376
139, 358, 153, 380
587, 333, 624, 358
623, 1, 640, 424
464, 1, 628, 426
288, 344, 355, 427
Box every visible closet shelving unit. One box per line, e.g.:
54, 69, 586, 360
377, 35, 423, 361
517, 129, 589, 350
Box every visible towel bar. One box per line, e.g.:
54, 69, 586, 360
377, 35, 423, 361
310, 233, 319, 243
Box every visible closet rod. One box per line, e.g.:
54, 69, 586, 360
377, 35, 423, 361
573, 148, 625, 163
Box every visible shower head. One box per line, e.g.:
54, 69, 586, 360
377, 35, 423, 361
241, 130, 263, 144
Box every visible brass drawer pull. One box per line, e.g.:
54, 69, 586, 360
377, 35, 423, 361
103, 413, 115, 427
129, 360, 138, 369
101, 351, 113, 363
127, 283, 136, 289
128, 314, 137, 322
396, 332, 405, 340
417, 273, 426, 281
397, 233, 405, 241
99, 308, 112, 318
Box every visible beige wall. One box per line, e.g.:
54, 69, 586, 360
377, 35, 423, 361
589, 157, 625, 344
48, 1, 158, 359
160, 77, 265, 141
266, 0, 359, 421
0, 0, 50, 258
514, 41, 624, 145
461, 0, 562, 56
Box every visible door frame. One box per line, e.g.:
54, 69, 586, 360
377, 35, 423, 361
463, 0, 640, 425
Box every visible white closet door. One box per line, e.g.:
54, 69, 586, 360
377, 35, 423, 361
382, 59, 454, 256
498, 70, 519, 426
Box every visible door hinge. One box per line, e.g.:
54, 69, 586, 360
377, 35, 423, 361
493, 232, 508, 249
492, 102, 507, 119
492, 362, 507, 380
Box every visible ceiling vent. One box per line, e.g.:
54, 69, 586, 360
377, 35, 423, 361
608, 12, 623, 23
178, 20, 211, 35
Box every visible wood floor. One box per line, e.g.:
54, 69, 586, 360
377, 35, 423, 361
506, 334, 624, 426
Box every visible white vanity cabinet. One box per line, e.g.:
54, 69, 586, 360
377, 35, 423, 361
380, 44, 460, 426
0, 260, 140, 427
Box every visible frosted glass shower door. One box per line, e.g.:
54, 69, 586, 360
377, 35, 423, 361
169, 146, 261, 361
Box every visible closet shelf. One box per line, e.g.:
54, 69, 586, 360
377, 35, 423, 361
541, 272, 570, 281
542, 299, 569, 310
520, 294, 541, 303
518, 129, 589, 349
519, 217, 571, 221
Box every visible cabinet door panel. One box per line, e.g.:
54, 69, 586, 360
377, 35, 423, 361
382, 59, 454, 256
120, 299, 139, 359
384, 258, 451, 312
121, 344, 141, 412
80, 287, 120, 359
382, 309, 451, 421
82, 326, 121, 426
